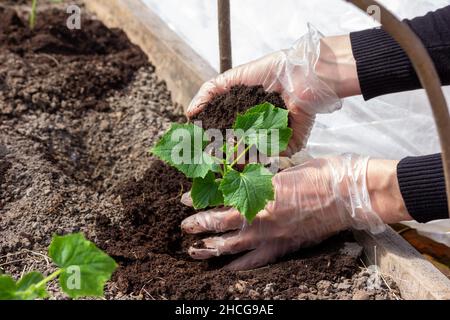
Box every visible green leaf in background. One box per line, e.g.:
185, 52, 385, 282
191, 172, 224, 209
219, 164, 274, 222
16, 272, 48, 300
48, 233, 117, 299
151, 123, 218, 178
30, 0, 64, 29
233, 102, 292, 155
0, 275, 19, 300
0, 272, 47, 300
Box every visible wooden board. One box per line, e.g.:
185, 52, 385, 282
354, 227, 450, 300
85, 0, 217, 109
391, 223, 450, 278
85, 0, 450, 300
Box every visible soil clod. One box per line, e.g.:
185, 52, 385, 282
191, 85, 286, 131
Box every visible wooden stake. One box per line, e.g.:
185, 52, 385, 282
218, 0, 232, 73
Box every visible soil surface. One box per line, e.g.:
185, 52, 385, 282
0, 3, 400, 300
191, 85, 286, 131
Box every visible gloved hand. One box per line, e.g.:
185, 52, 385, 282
181, 154, 386, 271
187, 26, 342, 155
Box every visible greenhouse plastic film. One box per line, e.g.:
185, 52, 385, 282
144, 0, 450, 241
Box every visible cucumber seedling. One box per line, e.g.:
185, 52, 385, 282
0, 233, 117, 300
151, 102, 292, 222
29, 0, 64, 29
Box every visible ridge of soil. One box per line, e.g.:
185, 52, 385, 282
0, 7, 148, 115
0, 4, 399, 300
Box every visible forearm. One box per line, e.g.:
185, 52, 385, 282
366, 159, 412, 224
313, 10, 450, 223
351, 5, 450, 100
315, 35, 361, 99
316, 6, 450, 101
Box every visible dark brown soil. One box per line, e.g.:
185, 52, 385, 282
0, 158, 12, 209
191, 85, 286, 130
0, 3, 399, 300
111, 160, 196, 253
0, 6, 148, 115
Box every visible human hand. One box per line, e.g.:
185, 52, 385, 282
181, 154, 389, 271
187, 27, 346, 155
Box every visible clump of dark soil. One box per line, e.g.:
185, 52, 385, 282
111, 160, 196, 253
191, 85, 286, 130
0, 6, 148, 114
0, 6, 24, 32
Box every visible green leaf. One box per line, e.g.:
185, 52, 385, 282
151, 123, 218, 178
191, 172, 224, 209
30, 0, 38, 29
219, 164, 274, 222
247, 127, 292, 156
221, 143, 232, 160
16, 272, 48, 300
48, 233, 117, 299
233, 102, 292, 155
30, 0, 65, 29
0, 275, 18, 300
0, 272, 47, 300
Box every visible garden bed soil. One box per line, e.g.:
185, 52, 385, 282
0, 3, 399, 300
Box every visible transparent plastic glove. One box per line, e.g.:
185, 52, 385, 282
181, 154, 385, 271
187, 26, 342, 155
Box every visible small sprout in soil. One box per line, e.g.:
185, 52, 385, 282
29, 0, 64, 29
151, 102, 292, 222
0, 233, 117, 300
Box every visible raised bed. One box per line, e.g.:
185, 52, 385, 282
0, 0, 448, 300
85, 0, 450, 300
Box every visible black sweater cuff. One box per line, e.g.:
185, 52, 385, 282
350, 6, 450, 100
350, 28, 420, 100
397, 154, 448, 223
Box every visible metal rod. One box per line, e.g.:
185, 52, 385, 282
218, 0, 232, 73
346, 0, 450, 217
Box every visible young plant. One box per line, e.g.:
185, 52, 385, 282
0, 233, 117, 300
29, 0, 64, 29
151, 102, 292, 222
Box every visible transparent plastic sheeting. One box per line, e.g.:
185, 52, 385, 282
402, 220, 450, 247
144, 0, 450, 240
143, 0, 450, 158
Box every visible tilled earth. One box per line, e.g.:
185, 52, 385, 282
0, 2, 400, 300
